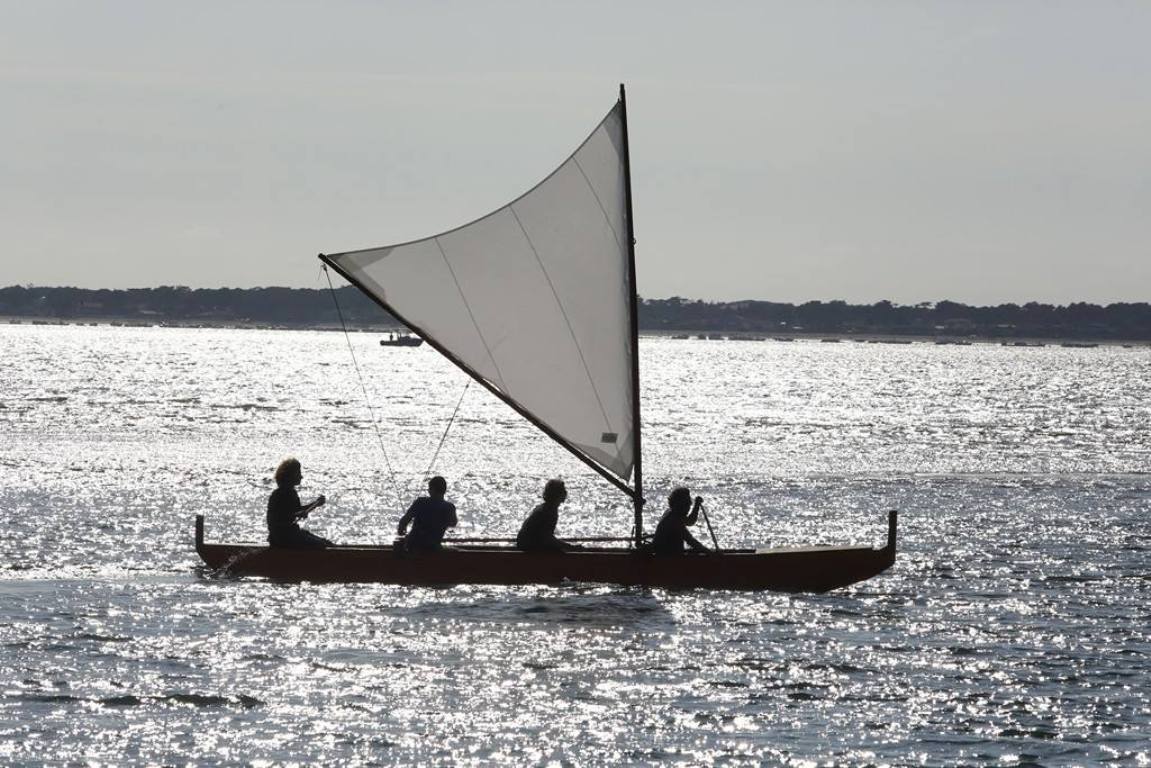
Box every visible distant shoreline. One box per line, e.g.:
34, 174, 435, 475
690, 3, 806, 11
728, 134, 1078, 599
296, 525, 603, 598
643, 330, 1149, 348
3, 316, 1147, 348
3, 286, 1150, 342
0, 315, 383, 332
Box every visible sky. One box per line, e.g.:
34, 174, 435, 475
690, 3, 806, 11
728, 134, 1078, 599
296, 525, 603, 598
2, 1, 1150, 305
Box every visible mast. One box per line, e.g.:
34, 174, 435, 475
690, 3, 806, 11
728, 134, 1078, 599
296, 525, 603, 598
619, 83, 645, 547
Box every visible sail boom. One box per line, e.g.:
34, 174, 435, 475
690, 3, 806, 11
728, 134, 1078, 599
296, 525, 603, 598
319, 253, 638, 502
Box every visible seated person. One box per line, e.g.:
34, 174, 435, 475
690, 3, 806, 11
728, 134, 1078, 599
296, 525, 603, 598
516, 479, 582, 552
267, 458, 333, 549
652, 487, 709, 555
397, 475, 458, 552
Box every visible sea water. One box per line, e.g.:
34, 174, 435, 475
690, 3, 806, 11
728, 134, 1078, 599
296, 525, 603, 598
1, 324, 1148, 766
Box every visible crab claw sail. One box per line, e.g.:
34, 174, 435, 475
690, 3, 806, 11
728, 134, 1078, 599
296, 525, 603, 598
321, 99, 637, 493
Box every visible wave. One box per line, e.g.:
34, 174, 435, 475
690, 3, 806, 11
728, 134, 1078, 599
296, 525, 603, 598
22, 692, 263, 709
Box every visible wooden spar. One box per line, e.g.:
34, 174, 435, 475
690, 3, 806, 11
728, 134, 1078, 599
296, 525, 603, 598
318, 255, 637, 503
444, 536, 633, 544
619, 83, 645, 547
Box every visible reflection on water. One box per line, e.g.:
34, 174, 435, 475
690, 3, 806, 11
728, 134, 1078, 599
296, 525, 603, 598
1, 325, 1149, 764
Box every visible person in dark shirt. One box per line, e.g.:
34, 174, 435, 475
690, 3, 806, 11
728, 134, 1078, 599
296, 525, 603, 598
266, 457, 333, 549
652, 486, 709, 555
397, 475, 458, 552
516, 478, 581, 552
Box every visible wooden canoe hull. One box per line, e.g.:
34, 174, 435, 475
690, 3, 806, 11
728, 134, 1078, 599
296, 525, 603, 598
195, 512, 897, 593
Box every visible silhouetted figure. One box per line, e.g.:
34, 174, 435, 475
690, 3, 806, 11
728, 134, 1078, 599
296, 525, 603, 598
652, 487, 709, 555
266, 458, 333, 549
517, 479, 581, 552
397, 475, 458, 552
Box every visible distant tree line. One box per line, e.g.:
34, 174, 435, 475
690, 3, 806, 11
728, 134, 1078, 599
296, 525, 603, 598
0, 285, 392, 327
642, 297, 1151, 340
2, 286, 1150, 340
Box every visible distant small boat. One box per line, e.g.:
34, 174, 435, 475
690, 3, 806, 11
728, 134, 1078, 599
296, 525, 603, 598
671, 334, 690, 340
380, 333, 424, 347
1060, 342, 1098, 348
820, 338, 841, 343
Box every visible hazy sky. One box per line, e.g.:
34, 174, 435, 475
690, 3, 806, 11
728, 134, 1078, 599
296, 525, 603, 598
2, 1, 1150, 304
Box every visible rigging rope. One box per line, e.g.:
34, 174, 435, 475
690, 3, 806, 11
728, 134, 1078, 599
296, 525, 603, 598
423, 379, 470, 482
323, 266, 395, 482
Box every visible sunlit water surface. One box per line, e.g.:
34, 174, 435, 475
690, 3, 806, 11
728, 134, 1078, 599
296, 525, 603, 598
1, 325, 1149, 766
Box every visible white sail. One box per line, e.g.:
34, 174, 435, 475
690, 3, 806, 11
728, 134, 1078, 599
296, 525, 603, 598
324, 102, 636, 484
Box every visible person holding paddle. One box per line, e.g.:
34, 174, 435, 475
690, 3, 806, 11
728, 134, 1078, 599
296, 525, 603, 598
652, 487, 710, 555
266, 457, 333, 549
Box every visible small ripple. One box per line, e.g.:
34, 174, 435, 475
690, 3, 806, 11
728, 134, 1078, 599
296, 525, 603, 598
999, 727, 1061, 740
74, 632, 132, 643
802, 662, 870, 674
707, 680, 748, 689
25, 694, 80, 704
948, 646, 981, 656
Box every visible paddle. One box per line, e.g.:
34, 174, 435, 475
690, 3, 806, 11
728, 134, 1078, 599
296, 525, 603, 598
698, 500, 721, 551
297, 494, 326, 520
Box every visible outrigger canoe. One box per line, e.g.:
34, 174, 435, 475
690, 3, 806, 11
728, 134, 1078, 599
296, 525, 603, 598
196, 86, 900, 592
195, 511, 896, 592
